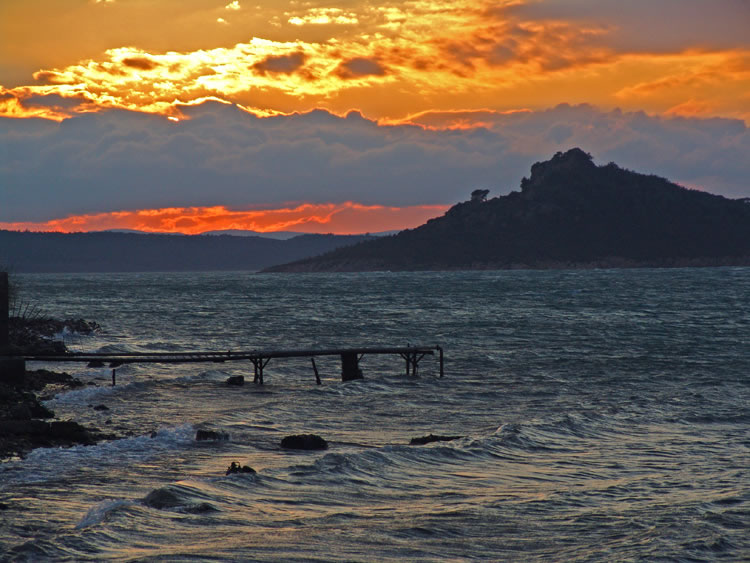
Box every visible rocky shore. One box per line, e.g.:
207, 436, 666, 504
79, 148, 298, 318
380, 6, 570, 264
0, 368, 116, 460
7, 316, 101, 355
1, 317, 112, 461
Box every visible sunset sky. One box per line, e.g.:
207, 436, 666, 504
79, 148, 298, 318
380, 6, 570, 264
1, 0, 748, 234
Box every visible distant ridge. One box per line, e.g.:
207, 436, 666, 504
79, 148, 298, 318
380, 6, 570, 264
0, 231, 374, 273
264, 148, 750, 272
99, 228, 398, 240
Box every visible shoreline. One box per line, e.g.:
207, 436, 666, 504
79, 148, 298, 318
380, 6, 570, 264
262, 255, 750, 273
1, 317, 112, 462
0, 368, 115, 461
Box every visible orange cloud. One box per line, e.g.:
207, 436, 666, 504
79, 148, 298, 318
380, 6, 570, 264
0, 203, 449, 235
1, 1, 748, 124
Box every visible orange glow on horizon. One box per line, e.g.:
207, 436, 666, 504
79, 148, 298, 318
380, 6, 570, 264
0, 203, 450, 236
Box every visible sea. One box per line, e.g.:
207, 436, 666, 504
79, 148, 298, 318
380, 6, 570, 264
1, 269, 748, 561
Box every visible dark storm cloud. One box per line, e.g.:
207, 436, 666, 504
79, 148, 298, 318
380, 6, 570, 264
0, 101, 747, 222
121, 57, 159, 71
334, 57, 387, 78
507, 0, 750, 53
24, 93, 89, 110
252, 52, 306, 74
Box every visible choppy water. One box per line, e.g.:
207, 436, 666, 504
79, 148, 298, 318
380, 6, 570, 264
1, 269, 749, 561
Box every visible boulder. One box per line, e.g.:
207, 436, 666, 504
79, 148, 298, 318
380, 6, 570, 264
226, 375, 244, 386
143, 488, 217, 513
409, 434, 463, 446
48, 421, 94, 444
0, 419, 49, 436
280, 434, 328, 450
195, 429, 229, 441
8, 404, 32, 420
0, 358, 26, 386
226, 461, 256, 475
143, 488, 182, 510
28, 403, 55, 419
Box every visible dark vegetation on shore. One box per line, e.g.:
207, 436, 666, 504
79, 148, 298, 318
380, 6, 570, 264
1, 317, 112, 461
264, 148, 750, 272
0, 232, 374, 273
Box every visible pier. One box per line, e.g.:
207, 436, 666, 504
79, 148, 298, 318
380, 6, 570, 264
19, 346, 444, 385
0, 272, 444, 385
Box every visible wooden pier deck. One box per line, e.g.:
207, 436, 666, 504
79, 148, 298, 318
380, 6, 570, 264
20, 345, 444, 385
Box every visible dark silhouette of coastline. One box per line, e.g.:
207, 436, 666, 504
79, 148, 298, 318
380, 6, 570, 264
0, 232, 373, 273
264, 148, 750, 272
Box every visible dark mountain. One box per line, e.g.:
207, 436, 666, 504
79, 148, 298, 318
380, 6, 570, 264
265, 148, 750, 272
0, 231, 373, 273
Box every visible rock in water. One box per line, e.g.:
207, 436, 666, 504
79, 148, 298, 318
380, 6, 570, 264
280, 434, 328, 450
226, 461, 256, 475
195, 429, 229, 441
226, 375, 244, 386
48, 421, 94, 444
409, 434, 463, 445
143, 488, 182, 509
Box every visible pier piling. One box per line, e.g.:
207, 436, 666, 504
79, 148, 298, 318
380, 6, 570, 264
341, 352, 363, 382
0, 273, 8, 353
0, 272, 26, 384
311, 357, 321, 385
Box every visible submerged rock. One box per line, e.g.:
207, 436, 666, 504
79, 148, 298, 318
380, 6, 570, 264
226, 461, 256, 475
409, 434, 463, 446
143, 488, 182, 510
195, 429, 229, 441
143, 488, 217, 513
226, 375, 244, 386
280, 434, 328, 450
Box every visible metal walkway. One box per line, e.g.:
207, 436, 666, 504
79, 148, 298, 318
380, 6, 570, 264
22, 345, 444, 385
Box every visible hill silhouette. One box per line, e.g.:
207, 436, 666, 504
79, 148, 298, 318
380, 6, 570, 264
265, 149, 750, 272
0, 231, 373, 273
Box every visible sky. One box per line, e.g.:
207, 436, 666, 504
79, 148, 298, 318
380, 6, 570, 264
1, 0, 748, 234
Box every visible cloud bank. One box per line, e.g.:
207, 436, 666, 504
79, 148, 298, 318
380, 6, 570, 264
1, 102, 747, 224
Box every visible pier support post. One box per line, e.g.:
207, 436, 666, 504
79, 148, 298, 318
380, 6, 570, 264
311, 357, 321, 385
0, 272, 8, 353
0, 272, 25, 385
252, 357, 269, 384
341, 352, 363, 381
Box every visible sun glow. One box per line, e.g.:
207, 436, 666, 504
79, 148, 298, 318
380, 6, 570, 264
0, 203, 449, 235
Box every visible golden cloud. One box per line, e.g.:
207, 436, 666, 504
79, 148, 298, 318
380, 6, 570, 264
1, 1, 747, 123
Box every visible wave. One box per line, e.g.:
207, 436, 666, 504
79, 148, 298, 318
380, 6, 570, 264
76, 499, 134, 529
0, 424, 195, 489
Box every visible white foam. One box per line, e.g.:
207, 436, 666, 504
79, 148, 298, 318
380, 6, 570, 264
44, 383, 119, 406
0, 424, 196, 488
75, 498, 132, 529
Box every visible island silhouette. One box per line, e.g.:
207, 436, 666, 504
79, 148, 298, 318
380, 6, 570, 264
265, 148, 750, 272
